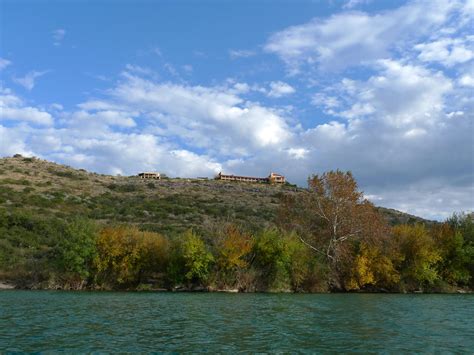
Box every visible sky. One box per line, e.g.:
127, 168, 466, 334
0, 0, 473, 220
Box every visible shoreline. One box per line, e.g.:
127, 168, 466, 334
0, 282, 15, 290
1, 283, 471, 294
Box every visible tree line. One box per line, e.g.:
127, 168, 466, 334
0, 171, 472, 292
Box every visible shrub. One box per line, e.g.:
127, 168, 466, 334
212, 224, 253, 289
393, 224, 441, 290
95, 226, 169, 288
168, 230, 214, 287
54, 218, 98, 285
252, 228, 292, 291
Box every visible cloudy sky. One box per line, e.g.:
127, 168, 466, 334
0, 0, 473, 220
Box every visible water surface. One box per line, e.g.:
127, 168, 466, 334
0, 291, 473, 352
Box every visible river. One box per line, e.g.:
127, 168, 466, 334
0, 291, 472, 352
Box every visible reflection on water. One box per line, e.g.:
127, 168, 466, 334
0, 291, 473, 352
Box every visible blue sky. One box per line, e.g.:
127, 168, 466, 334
0, 0, 473, 220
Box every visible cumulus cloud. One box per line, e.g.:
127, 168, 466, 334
0, 88, 53, 125
334, 60, 453, 125
67, 110, 137, 130
459, 73, 474, 86
267, 81, 296, 98
264, 0, 463, 72
296, 60, 471, 219
415, 37, 474, 67
105, 74, 292, 154
0, 125, 36, 157
13, 71, 49, 91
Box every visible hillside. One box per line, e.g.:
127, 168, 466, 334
0, 155, 433, 234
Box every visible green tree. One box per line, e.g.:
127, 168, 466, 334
54, 218, 98, 286
168, 230, 214, 287
393, 224, 441, 290
252, 228, 292, 291
440, 213, 474, 287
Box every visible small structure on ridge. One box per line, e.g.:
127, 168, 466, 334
216, 172, 285, 184
138, 172, 161, 180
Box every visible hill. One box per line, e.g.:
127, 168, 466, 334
0, 155, 434, 234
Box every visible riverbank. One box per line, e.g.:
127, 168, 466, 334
1, 170, 472, 295
1, 280, 471, 294
0, 282, 15, 290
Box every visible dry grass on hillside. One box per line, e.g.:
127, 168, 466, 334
0, 155, 432, 234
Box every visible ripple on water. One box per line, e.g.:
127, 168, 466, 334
0, 291, 473, 352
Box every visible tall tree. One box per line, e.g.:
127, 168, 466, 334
279, 170, 388, 288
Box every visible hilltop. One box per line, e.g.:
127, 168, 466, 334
0, 155, 433, 234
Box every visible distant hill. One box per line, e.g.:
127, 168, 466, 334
0, 155, 435, 234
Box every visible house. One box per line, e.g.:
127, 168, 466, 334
268, 172, 285, 184
138, 172, 161, 179
216, 172, 285, 184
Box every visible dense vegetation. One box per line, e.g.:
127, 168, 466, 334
0, 157, 472, 292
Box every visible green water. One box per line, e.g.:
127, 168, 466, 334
0, 291, 473, 352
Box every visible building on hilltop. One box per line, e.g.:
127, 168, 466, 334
268, 172, 285, 184
138, 172, 161, 179
216, 172, 285, 184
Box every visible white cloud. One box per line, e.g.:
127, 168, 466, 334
0, 58, 11, 71
329, 60, 453, 126
343, 0, 372, 9
0, 89, 53, 125
287, 147, 309, 159
231, 82, 250, 94
267, 81, 296, 98
52, 29, 66, 46
0, 125, 35, 157
169, 150, 222, 176
0, 107, 53, 126
107, 74, 292, 154
415, 37, 474, 67
77, 100, 123, 111
67, 110, 137, 129
13, 71, 49, 91
312, 93, 340, 109
264, 0, 462, 72
229, 49, 256, 59
459, 73, 474, 86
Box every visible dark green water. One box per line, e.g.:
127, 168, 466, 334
0, 291, 473, 352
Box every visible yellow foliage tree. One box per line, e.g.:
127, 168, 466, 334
213, 225, 253, 289
95, 226, 169, 287
347, 243, 400, 291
